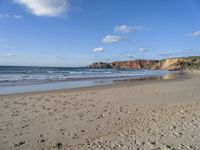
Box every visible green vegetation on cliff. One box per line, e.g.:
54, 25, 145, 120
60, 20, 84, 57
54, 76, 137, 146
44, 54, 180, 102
179, 56, 200, 70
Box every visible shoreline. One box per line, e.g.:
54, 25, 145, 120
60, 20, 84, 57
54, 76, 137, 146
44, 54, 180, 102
0, 68, 172, 95
0, 71, 186, 97
0, 71, 200, 150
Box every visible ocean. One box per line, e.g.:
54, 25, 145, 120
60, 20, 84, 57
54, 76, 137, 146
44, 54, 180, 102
0, 66, 172, 94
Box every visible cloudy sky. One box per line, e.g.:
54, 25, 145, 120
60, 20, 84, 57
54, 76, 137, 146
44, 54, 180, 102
0, 0, 200, 67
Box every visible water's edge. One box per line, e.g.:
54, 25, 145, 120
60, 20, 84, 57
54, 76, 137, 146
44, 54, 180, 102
0, 71, 182, 95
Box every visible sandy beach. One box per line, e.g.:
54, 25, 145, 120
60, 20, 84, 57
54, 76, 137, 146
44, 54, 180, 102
0, 72, 200, 150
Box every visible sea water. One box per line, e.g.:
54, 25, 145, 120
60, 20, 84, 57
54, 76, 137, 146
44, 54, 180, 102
0, 66, 172, 94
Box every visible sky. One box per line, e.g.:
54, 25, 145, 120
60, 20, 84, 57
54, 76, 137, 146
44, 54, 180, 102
0, 0, 200, 67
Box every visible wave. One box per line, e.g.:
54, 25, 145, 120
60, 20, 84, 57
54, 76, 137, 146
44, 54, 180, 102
0, 66, 170, 86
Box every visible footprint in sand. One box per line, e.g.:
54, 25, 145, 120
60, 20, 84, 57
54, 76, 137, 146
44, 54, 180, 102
54, 143, 62, 149
14, 141, 26, 147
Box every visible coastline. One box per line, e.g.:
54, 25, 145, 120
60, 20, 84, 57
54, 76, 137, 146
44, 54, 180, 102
0, 71, 200, 149
0, 71, 181, 96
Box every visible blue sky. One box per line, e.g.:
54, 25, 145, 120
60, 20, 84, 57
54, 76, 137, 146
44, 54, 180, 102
0, 0, 200, 67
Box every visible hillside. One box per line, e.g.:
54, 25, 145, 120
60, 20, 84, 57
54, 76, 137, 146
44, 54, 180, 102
88, 56, 200, 71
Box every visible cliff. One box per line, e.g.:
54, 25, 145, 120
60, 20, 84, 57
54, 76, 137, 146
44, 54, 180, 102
88, 56, 200, 71
160, 58, 184, 71
111, 60, 160, 69
87, 62, 112, 69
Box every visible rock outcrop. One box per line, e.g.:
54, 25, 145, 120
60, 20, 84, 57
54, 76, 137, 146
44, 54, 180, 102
88, 56, 200, 71
87, 62, 112, 69
160, 58, 184, 71
111, 60, 160, 69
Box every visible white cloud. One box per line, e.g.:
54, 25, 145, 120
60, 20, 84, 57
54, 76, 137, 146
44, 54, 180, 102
92, 47, 104, 52
102, 35, 123, 43
13, 15, 22, 19
6, 53, 15, 57
115, 25, 144, 33
138, 48, 148, 52
0, 14, 23, 19
14, 0, 69, 17
189, 30, 200, 37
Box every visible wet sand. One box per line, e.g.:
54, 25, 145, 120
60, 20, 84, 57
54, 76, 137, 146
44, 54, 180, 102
0, 72, 200, 150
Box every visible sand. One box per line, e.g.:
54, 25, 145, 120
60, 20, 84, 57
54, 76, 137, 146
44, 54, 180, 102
0, 72, 200, 150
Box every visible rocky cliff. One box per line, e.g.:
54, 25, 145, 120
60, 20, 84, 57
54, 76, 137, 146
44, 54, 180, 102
87, 62, 112, 69
160, 58, 184, 71
88, 56, 200, 71
111, 60, 160, 69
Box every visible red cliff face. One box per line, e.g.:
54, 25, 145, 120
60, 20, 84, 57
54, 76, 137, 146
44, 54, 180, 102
111, 60, 160, 69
